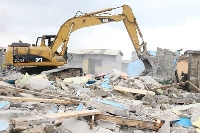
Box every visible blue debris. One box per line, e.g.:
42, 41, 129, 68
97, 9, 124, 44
127, 60, 145, 77
76, 102, 84, 111
87, 80, 96, 84
128, 51, 156, 76
101, 76, 111, 89
0, 101, 10, 109
94, 99, 129, 110
174, 117, 192, 128
47, 104, 58, 114
5, 80, 15, 84
0, 120, 9, 131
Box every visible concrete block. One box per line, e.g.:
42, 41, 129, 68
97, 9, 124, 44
97, 120, 116, 130
0, 110, 31, 119
158, 121, 170, 133
90, 100, 129, 117
95, 127, 114, 133
61, 118, 93, 133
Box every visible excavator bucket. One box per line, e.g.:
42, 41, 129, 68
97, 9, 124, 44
139, 52, 159, 75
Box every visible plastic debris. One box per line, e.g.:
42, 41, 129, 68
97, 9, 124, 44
101, 76, 111, 89
0, 120, 9, 132
174, 117, 192, 128
0, 101, 10, 110
76, 102, 84, 111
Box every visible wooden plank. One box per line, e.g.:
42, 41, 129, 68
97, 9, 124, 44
0, 85, 82, 104
0, 96, 78, 104
151, 81, 189, 91
95, 114, 165, 131
113, 86, 155, 95
188, 81, 200, 92
11, 110, 101, 130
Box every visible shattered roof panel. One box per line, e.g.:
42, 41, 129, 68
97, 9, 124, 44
68, 49, 123, 56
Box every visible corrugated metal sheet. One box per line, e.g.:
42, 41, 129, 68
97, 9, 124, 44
68, 49, 123, 56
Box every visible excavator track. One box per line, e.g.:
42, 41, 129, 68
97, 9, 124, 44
41, 66, 83, 80
19, 66, 83, 80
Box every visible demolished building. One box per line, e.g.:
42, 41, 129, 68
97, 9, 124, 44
67, 49, 123, 74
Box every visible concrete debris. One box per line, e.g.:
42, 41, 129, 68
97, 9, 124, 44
61, 118, 93, 133
63, 76, 89, 84
1, 65, 200, 133
113, 85, 155, 95
28, 74, 52, 91
89, 99, 129, 116
97, 119, 116, 130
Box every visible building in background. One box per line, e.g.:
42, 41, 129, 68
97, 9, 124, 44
0, 47, 6, 74
186, 50, 200, 88
121, 60, 131, 74
67, 49, 123, 74
176, 56, 188, 79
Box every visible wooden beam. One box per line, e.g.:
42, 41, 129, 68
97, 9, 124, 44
188, 81, 200, 92
113, 86, 155, 95
95, 114, 165, 131
0, 85, 82, 104
151, 81, 189, 91
0, 96, 79, 104
11, 110, 101, 130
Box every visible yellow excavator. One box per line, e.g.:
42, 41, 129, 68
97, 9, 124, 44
5, 5, 158, 77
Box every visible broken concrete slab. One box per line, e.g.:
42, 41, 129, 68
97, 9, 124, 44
108, 69, 128, 81
113, 86, 155, 95
0, 110, 31, 120
139, 76, 162, 88
28, 75, 51, 91
97, 119, 116, 130
21, 125, 45, 133
90, 99, 129, 117
61, 118, 93, 133
157, 121, 170, 133
63, 76, 88, 84
171, 97, 194, 104
44, 124, 56, 133
57, 125, 72, 133
95, 127, 114, 133
191, 107, 200, 128
142, 94, 157, 108
11, 110, 101, 130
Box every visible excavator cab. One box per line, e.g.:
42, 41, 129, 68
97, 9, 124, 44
35, 35, 56, 47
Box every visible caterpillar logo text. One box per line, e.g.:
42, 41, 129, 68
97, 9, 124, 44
98, 18, 114, 23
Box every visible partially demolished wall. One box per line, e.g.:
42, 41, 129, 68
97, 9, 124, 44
156, 48, 179, 80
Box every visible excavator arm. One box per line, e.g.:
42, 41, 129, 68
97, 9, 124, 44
51, 5, 158, 74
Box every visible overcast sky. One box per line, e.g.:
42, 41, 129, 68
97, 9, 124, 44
0, 0, 200, 59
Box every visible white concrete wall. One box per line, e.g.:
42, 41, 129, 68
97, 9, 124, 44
66, 53, 122, 74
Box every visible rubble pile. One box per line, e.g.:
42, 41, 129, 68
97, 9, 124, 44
0, 69, 200, 133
